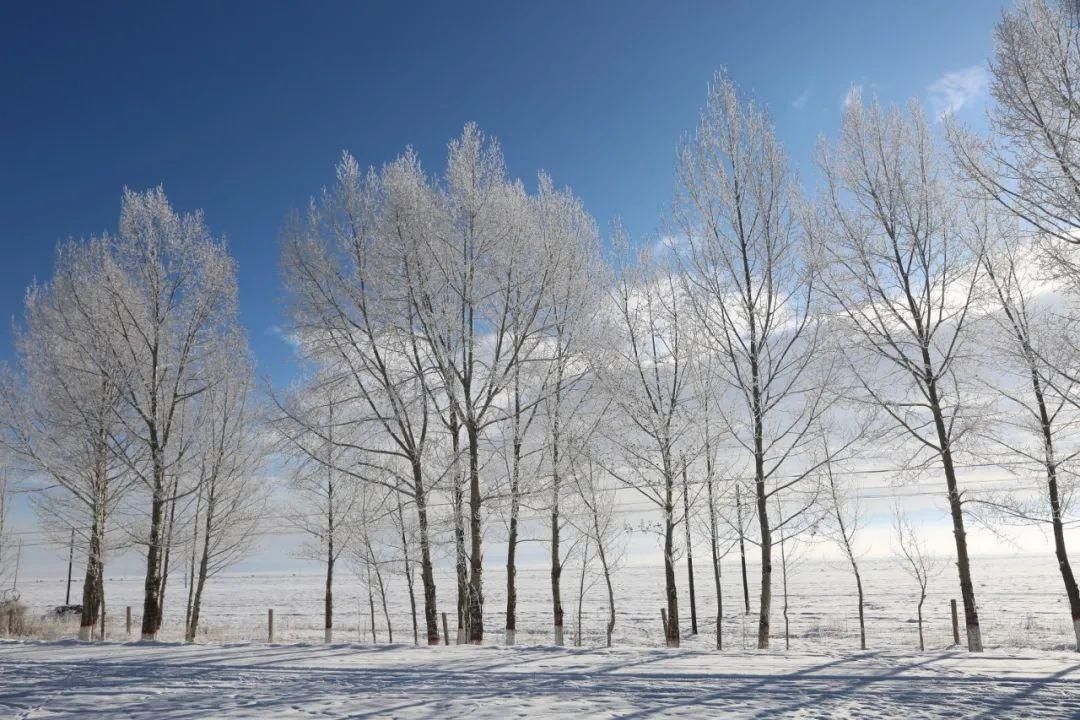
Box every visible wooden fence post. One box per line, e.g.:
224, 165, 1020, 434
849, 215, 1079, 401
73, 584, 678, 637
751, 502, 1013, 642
950, 599, 960, 645
441, 612, 449, 646
268, 609, 274, 643
126, 607, 132, 638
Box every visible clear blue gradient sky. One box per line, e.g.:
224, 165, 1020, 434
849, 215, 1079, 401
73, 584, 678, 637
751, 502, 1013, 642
2, 0, 1006, 389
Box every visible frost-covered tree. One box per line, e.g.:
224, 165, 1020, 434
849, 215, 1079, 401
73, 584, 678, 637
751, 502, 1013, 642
594, 234, 692, 648
184, 347, 267, 642
950, 0, 1080, 253
813, 99, 986, 651
0, 238, 134, 640
280, 151, 445, 645
675, 71, 836, 649
893, 509, 944, 651
534, 177, 603, 647
964, 199, 1080, 651
824, 454, 867, 650
402, 126, 579, 643
278, 377, 360, 643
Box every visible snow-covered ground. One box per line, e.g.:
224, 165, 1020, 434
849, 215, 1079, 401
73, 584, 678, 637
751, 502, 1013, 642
11, 553, 1079, 651
5, 553, 1080, 717
2, 641, 1079, 718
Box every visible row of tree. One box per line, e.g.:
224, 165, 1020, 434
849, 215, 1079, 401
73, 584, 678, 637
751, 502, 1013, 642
0, 0, 1077, 653
272, 0, 1080, 653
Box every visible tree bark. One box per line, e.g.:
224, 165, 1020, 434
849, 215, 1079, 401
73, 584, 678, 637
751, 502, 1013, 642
736, 485, 750, 615
140, 468, 165, 640
396, 494, 419, 645
707, 474, 723, 650
325, 532, 334, 644
682, 466, 698, 635
1029, 367, 1080, 651
466, 421, 484, 644
505, 381, 522, 645
663, 472, 680, 648
928, 380, 982, 651
551, 455, 564, 646
413, 464, 440, 646
79, 518, 103, 642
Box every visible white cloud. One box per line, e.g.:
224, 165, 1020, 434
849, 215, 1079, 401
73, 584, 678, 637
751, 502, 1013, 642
841, 84, 862, 110
268, 324, 303, 354
928, 65, 989, 118
791, 88, 811, 111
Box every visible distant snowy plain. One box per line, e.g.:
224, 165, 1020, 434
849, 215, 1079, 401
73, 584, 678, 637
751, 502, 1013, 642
12, 553, 1079, 650
3, 554, 1080, 718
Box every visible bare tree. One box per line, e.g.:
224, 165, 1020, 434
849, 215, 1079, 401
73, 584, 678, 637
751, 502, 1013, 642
813, 98, 986, 651
0, 473, 12, 592
535, 178, 603, 647
280, 378, 359, 643
38, 189, 237, 640
281, 150, 460, 644
0, 238, 135, 641
569, 449, 624, 647
893, 508, 944, 651
949, 0, 1080, 254
823, 453, 867, 650
351, 486, 395, 645
594, 234, 692, 648
675, 70, 836, 649
403, 126, 565, 643
184, 349, 267, 642
965, 199, 1080, 650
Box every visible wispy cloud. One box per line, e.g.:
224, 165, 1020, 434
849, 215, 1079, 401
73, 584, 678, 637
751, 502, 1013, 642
928, 65, 988, 118
791, 88, 811, 111
841, 84, 862, 110
268, 324, 303, 354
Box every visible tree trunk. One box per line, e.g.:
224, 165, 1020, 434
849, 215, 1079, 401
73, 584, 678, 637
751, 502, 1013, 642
140, 467, 165, 640
466, 420, 484, 644
682, 466, 698, 635
780, 533, 789, 651
919, 342, 981, 651
79, 519, 103, 642
325, 539, 334, 644
366, 563, 377, 643
917, 592, 925, 652
663, 475, 680, 648
854, 565, 866, 650
186, 541, 209, 643
185, 488, 215, 643
184, 486, 203, 638
505, 379, 522, 646
576, 535, 588, 647
707, 475, 722, 650
551, 461, 564, 646
451, 420, 468, 644
396, 494, 419, 645
373, 553, 393, 644
598, 536, 615, 648
155, 487, 179, 634
413, 466, 440, 646
754, 446, 772, 649
1029, 367, 1080, 651
736, 485, 750, 615
929, 392, 981, 651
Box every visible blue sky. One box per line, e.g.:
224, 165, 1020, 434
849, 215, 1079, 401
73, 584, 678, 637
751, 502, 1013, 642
2, 1, 1024, 574
1, 0, 1006, 389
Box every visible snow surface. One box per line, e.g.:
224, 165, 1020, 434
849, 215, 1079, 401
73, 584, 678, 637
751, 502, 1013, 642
13, 554, 1080, 651
1, 640, 1079, 718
